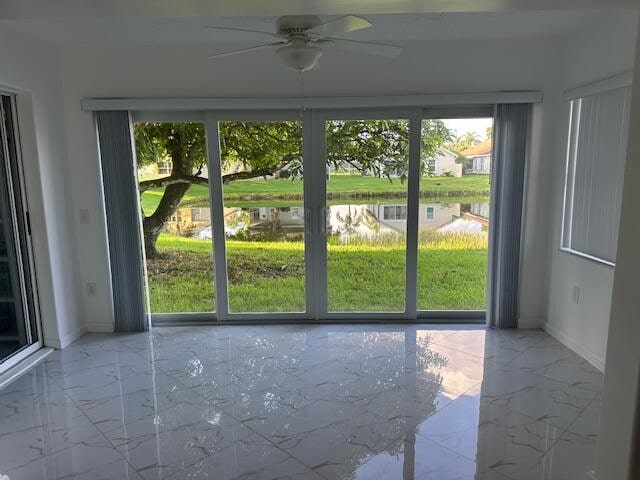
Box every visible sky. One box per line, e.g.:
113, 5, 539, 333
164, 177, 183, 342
442, 117, 493, 140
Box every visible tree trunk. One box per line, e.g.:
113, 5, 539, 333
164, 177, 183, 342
142, 182, 191, 259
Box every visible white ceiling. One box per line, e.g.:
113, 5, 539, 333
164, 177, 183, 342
1, 0, 638, 19
0, 11, 623, 47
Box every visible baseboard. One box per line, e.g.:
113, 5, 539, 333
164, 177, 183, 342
544, 322, 605, 372
518, 317, 545, 329
86, 322, 114, 333
45, 324, 87, 350
43, 335, 62, 349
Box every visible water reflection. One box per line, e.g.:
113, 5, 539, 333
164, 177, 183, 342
164, 201, 490, 241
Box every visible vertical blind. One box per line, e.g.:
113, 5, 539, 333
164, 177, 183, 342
96, 111, 147, 332
562, 86, 631, 265
487, 103, 530, 329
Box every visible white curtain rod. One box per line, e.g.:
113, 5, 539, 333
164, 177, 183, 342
81, 91, 543, 112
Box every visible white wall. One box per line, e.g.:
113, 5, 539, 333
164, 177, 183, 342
58, 35, 564, 332
545, 13, 638, 371
593, 13, 640, 479
0, 26, 85, 348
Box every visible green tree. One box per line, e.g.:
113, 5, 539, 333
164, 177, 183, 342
135, 119, 451, 257
421, 120, 453, 177
444, 131, 481, 155
443, 131, 484, 173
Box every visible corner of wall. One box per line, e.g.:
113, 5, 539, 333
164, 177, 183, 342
44, 323, 87, 349
544, 321, 605, 372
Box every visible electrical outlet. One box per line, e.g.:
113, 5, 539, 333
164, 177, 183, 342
79, 209, 90, 225
572, 286, 580, 304
86, 282, 97, 297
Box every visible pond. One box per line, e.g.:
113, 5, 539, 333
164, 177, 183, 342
164, 200, 490, 242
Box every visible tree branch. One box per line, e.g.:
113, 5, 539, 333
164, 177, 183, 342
138, 175, 209, 193
138, 162, 292, 192
221, 164, 286, 184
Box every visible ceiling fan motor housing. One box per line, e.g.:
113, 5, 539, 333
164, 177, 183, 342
276, 15, 322, 37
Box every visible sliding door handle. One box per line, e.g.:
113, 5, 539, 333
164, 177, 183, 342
305, 207, 314, 235
319, 207, 328, 235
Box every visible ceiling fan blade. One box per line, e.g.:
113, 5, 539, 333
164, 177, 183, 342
208, 42, 284, 59
328, 38, 402, 58
204, 25, 281, 39
307, 15, 372, 36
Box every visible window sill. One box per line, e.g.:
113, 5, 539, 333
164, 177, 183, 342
559, 247, 615, 269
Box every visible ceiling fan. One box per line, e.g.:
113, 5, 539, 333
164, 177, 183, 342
206, 15, 402, 72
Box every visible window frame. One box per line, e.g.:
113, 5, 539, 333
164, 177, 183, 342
132, 106, 495, 325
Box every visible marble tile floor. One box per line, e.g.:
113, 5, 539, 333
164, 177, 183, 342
0, 324, 603, 480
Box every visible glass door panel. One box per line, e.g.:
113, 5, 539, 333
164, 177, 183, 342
324, 118, 410, 313
417, 117, 493, 310
217, 120, 305, 314
133, 122, 215, 313
0, 95, 39, 365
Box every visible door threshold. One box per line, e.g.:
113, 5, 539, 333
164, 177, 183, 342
151, 316, 485, 327
0, 347, 54, 390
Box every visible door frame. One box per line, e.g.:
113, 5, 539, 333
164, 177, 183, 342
310, 107, 420, 321
205, 109, 317, 322
0, 93, 43, 373
138, 105, 494, 325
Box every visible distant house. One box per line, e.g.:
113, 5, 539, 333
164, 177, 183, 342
158, 161, 172, 175
424, 147, 463, 177
461, 138, 492, 174
330, 146, 462, 178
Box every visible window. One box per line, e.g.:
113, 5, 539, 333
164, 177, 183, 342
129, 107, 496, 321
562, 86, 631, 265
426, 206, 435, 220
383, 205, 407, 220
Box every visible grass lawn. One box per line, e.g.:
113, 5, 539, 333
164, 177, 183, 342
140, 174, 490, 214
147, 233, 487, 313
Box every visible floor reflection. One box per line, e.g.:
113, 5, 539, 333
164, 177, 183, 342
0, 325, 602, 480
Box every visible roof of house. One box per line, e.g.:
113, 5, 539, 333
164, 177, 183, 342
460, 138, 492, 157
437, 146, 458, 158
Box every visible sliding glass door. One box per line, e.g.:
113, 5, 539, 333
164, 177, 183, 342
138, 107, 493, 323
321, 115, 411, 314
417, 114, 493, 314
0, 95, 40, 370
213, 116, 307, 315
132, 119, 216, 315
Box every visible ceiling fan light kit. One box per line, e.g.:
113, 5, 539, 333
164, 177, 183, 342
206, 15, 402, 72
276, 38, 323, 72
